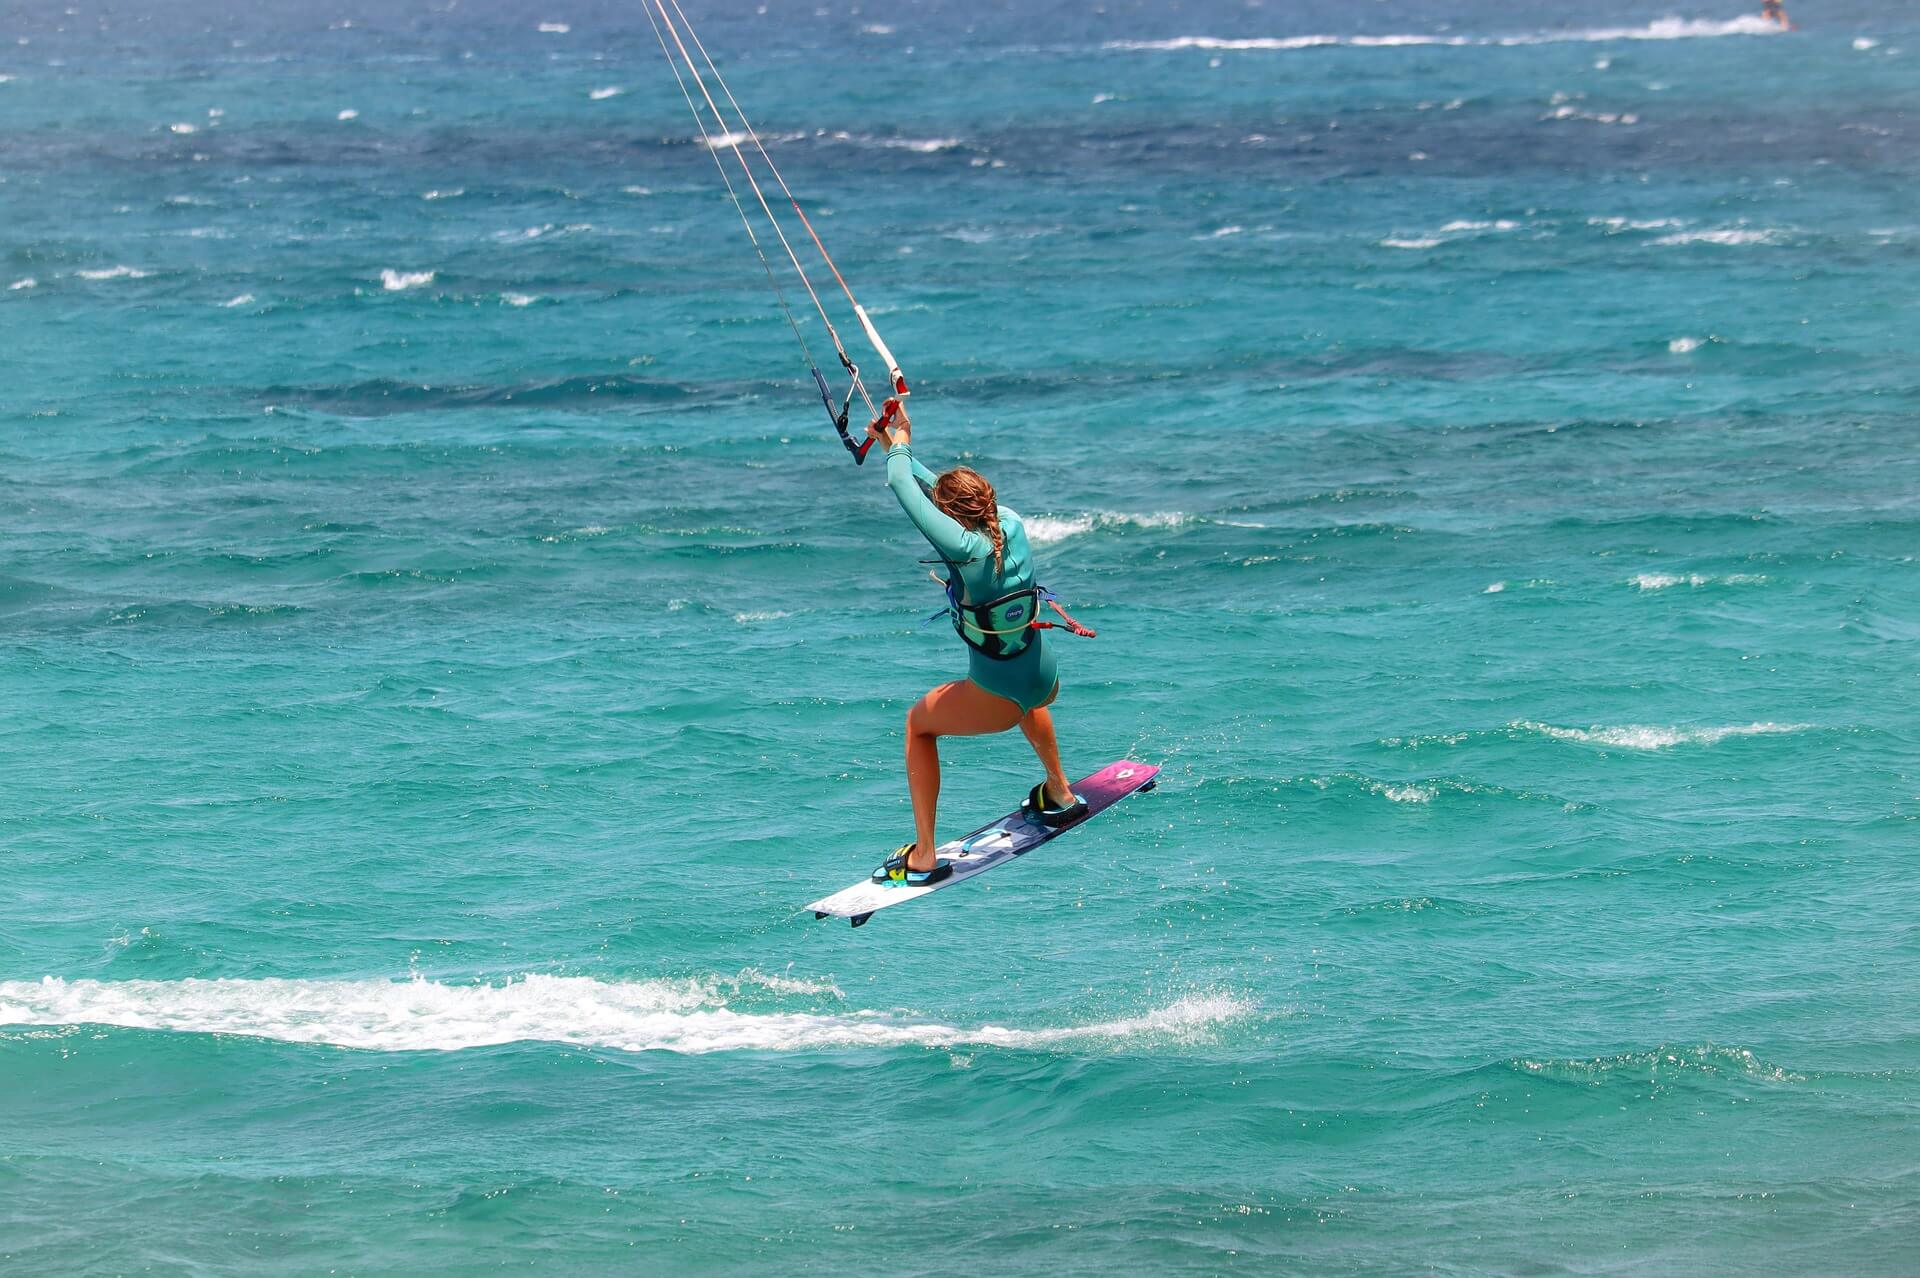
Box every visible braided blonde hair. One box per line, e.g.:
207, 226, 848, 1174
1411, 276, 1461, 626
933, 467, 1004, 574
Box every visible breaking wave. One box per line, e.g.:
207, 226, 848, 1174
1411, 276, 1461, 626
1025, 511, 1195, 546
379, 268, 434, 291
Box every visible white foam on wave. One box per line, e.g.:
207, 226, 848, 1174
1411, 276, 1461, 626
731, 609, 791, 624
421, 188, 464, 201
499, 223, 593, 242
1542, 105, 1639, 125
1384, 218, 1524, 249
380, 268, 434, 291
1667, 336, 1704, 353
538, 22, 571, 35
881, 136, 962, 153
701, 129, 751, 150
77, 265, 149, 280
337, 109, 358, 122
816, 129, 959, 154
589, 86, 623, 101
729, 968, 843, 999
1497, 16, 1780, 44
1653, 228, 1777, 246
1025, 515, 1096, 544
1631, 571, 1766, 590
1108, 35, 1399, 51
8, 277, 35, 290
0, 975, 1250, 1056
1854, 38, 1879, 51
220, 293, 254, 308
1590, 216, 1685, 232
1104, 18, 1780, 54
503, 293, 536, 307
1025, 511, 1190, 546
1515, 721, 1809, 750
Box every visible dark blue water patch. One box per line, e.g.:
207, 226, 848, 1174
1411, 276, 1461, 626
11, 100, 1918, 184
257, 373, 703, 415
232, 353, 1589, 421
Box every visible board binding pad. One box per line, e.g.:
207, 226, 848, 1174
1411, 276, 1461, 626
808, 759, 1159, 927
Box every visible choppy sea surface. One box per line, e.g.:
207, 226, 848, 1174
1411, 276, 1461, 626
3, 0, 1918, 1271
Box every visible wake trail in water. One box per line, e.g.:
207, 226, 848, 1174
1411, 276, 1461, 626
0, 975, 1251, 1056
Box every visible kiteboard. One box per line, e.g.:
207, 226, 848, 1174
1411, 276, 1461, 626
808, 760, 1160, 927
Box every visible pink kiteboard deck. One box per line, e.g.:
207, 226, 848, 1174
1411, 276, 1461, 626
807, 760, 1160, 927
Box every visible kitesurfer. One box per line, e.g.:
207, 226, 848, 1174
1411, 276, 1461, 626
1761, 0, 1789, 28
868, 402, 1088, 883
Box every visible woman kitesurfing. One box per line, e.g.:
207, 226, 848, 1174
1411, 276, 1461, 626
866, 402, 1092, 884
645, 0, 1130, 911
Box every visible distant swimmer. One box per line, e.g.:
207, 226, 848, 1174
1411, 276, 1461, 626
866, 400, 1095, 884
1761, 0, 1790, 28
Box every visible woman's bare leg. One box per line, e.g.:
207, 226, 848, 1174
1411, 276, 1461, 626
1018, 704, 1075, 808
905, 680, 1024, 871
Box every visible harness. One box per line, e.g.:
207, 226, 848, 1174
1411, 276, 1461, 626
926, 563, 1096, 660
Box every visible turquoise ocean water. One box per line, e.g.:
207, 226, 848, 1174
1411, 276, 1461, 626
3, 0, 1918, 1270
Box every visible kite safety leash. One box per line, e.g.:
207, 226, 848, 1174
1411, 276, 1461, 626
1036, 589, 1097, 639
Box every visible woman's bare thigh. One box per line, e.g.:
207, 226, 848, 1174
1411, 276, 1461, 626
908, 680, 1026, 738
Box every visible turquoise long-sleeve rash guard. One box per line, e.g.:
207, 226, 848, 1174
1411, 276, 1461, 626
885, 443, 1059, 712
